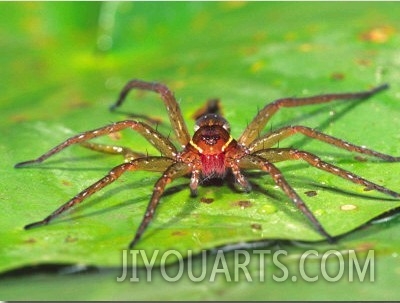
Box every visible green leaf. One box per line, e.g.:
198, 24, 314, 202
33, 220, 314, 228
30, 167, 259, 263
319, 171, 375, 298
2, 2, 400, 300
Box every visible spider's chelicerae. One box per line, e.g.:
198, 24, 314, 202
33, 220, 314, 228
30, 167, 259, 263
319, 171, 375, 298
16, 80, 400, 248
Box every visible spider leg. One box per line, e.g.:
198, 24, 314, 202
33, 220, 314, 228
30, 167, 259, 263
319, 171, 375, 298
24, 157, 175, 230
239, 154, 333, 241
231, 163, 252, 192
255, 148, 400, 198
15, 120, 177, 168
110, 79, 190, 147
80, 141, 145, 162
129, 162, 190, 248
248, 125, 400, 161
239, 84, 389, 146
189, 169, 201, 197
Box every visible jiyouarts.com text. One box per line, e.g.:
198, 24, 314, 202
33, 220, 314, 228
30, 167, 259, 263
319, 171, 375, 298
116, 249, 375, 283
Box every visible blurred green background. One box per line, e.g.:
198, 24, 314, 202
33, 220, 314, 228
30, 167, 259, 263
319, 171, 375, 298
1, 2, 400, 300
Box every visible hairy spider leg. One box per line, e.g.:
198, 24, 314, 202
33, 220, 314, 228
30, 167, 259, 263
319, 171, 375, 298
239, 84, 389, 146
240, 154, 334, 242
255, 148, 400, 198
248, 125, 400, 162
24, 157, 175, 230
189, 169, 201, 196
14, 120, 177, 168
80, 141, 146, 162
110, 79, 191, 147
230, 161, 252, 192
129, 162, 190, 248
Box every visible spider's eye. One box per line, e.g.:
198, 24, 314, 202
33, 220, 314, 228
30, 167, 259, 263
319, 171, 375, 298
201, 134, 220, 146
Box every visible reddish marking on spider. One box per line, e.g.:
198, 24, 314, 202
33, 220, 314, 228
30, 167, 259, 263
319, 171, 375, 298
189, 113, 233, 177
200, 153, 226, 177
15, 80, 400, 249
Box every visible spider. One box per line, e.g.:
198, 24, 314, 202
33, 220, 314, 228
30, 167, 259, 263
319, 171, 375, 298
15, 80, 400, 248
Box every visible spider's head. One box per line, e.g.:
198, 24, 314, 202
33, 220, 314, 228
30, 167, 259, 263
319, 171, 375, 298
190, 114, 233, 155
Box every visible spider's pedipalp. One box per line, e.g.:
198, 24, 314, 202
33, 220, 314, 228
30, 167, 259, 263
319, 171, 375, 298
230, 163, 252, 192
189, 169, 201, 196
110, 79, 191, 146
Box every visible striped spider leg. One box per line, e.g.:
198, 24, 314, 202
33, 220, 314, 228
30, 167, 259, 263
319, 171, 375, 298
15, 120, 189, 238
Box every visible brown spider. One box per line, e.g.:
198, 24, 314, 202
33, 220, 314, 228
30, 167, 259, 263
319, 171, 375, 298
15, 80, 400, 248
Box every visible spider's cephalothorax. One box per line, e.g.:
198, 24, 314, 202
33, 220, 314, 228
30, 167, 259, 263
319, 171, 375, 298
16, 79, 400, 248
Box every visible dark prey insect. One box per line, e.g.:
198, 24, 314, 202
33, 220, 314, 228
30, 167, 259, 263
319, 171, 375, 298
15, 80, 400, 248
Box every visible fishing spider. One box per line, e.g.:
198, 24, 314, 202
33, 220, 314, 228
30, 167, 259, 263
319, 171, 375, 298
15, 80, 400, 248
